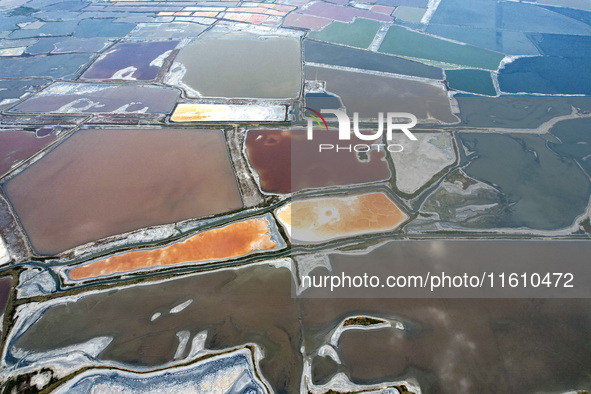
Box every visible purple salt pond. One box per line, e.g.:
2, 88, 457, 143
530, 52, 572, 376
81, 41, 179, 81
10, 83, 179, 114
0, 130, 57, 177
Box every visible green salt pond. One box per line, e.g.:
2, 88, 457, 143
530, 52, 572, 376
304, 39, 443, 80
308, 18, 381, 49
446, 69, 496, 96
379, 25, 505, 70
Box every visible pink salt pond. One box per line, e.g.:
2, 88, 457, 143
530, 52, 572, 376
3, 128, 243, 255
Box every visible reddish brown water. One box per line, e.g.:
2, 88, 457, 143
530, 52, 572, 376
3, 128, 242, 255
244, 129, 391, 193
0, 130, 57, 177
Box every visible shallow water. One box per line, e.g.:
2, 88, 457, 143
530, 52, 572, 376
173, 32, 301, 99
308, 18, 381, 49
11, 83, 179, 114
304, 39, 443, 79
548, 118, 591, 175
0, 54, 93, 79
379, 25, 504, 70
305, 65, 456, 123
3, 128, 242, 254
446, 69, 495, 96
336, 298, 591, 393
0, 130, 57, 177
81, 41, 178, 81
453, 95, 591, 129
459, 132, 590, 229
244, 129, 391, 194
10, 241, 591, 393
12, 265, 301, 393
498, 56, 591, 95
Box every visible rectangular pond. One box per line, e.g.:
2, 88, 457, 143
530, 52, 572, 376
3, 128, 242, 254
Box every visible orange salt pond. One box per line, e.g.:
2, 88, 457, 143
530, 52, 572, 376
171, 104, 286, 122
275, 191, 407, 243
67, 215, 284, 281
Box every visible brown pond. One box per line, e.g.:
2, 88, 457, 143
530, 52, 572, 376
12, 264, 302, 393
244, 129, 391, 194
3, 128, 242, 255
0, 130, 57, 177
9, 241, 591, 393
172, 32, 301, 99
330, 298, 591, 393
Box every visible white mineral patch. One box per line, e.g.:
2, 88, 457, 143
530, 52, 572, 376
150, 49, 173, 68
318, 345, 340, 364
0, 236, 10, 266
68, 225, 178, 261
389, 132, 456, 194
265, 258, 292, 270
113, 103, 148, 114
213, 22, 304, 37
174, 330, 191, 360
16, 268, 56, 298
150, 312, 161, 322
170, 299, 193, 314
21, 21, 45, 30
57, 98, 105, 113
303, 357, 421, 394
30, 370, 52, 390
440, 177, 497, 196
111, 66, 138, 80
0, 98, 20, 107
499, 55, 520, 71
294, 254, 332, 295
164, 63, 202, 98
93, 48, 117, 63
329, 318, 391, 347
275, 204, 291, 237
52, 348, 265, 394
0, 46, 25, 56
188, 330, 208, 358
421, 0, 442, 24
312, 372, 414, 394
38, 83, 110, 96
10, 336, 113, 368
195, 363, 253, 393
